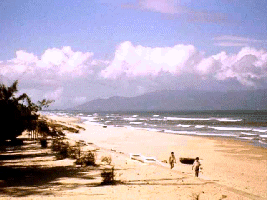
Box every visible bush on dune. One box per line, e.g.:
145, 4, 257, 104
75, 150, 96, 166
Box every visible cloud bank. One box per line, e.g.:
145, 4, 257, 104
1, 42, 267, 108
102, 41, 267, 87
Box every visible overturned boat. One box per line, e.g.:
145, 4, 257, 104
179, 157, 195, 164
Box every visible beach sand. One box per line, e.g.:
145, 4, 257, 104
0, 115, 266, 199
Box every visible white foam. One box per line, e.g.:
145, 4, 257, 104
164, 130, 180, 134
209, 126, 252, 131
143, 128, 159, 132
138, 118, 147, 121
252, 129, 267, 133
130, 122, 143, 125
238, 137, 255, 140
150, 118, 163, 121
195, 125, 205, 128
124, 117, 137, 121
216, 118, 242, 122
80, 116, 97, 122
177, 124, 191, 128
57, 113, 68, 116
164, 130, 198, 135
239, 132, 258, 136
165, 117, 210, 121
83, 120, 101, 126
259, 135, 267, 138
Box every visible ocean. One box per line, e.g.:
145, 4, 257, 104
42, 110, 267, 148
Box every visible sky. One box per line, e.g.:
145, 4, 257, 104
1, 0, 267, 109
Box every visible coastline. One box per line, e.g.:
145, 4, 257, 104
52, 115, 267, 199
1, 114, 263, 199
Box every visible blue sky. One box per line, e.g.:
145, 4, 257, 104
1, 0, 267, 108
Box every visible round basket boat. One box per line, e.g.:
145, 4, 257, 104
179, 157, 195, 165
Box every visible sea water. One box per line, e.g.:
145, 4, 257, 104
41, 110, 267, 148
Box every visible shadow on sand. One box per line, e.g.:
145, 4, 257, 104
0, 140, 104, 197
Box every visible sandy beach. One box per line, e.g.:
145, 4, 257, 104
0, 115, 266, 200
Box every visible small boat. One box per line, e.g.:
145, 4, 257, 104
179, 157, 195, 164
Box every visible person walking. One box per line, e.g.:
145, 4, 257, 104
169, 152, 176, 169
192, 157, 201, 177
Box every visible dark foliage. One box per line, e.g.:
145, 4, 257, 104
75, 150, 96, 166
0, 81, 54, 143
101, 167, 115, 185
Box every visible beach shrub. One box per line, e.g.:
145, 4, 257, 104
101, 156, 112, 165
57, 142, 70, 160
51, 138, 70, 160
51, 138, 60, 151
55, 142, 69, 160
101, 167, 115, 185
75, 150, 96, 166
67, 145, 78, 159
67, 142, 81, 159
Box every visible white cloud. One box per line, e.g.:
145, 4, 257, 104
1, 41, 267, 108
39, 46, 94, 76
1, 46, 97, 81
0, 47, 107, 108
101, 41, 201, 78
101, 42, 267, 87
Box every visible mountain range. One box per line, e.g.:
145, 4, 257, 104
70, 89, 267, 112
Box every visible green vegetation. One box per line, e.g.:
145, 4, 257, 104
51, 138, 96, 166
101, 156, 112, 165
75, 150, 96, 166
0, 80, 54, 144
101, 167, 115, 185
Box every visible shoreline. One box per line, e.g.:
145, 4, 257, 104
42, 110, 267, 148
47, 115, 267, 199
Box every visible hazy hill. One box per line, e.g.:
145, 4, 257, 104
70, 89, 267, 112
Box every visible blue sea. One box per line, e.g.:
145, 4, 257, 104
42, 110, 267, 148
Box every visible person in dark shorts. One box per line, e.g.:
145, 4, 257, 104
192, 157, 201, 177
169, 152, 176, 169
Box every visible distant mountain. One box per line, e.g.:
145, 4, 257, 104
70, 89, 267, 112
